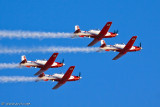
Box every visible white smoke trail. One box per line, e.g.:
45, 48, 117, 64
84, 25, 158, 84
0, 30, 74, 39
0, 76, 37, 83
0, 46, 99, 54
0, 63, 19, 69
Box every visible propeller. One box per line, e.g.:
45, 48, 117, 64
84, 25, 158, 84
139, 42, 142, 51
139, 42, 142, 48
60, 59, 64, 64
78, 72, 81, 77
113, 30, 118, 34
77, 72, 82, 81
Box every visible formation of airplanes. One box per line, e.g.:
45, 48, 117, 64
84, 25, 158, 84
19, 54, 81, 89
74, 21, 142, 59
3, 21, 142, 90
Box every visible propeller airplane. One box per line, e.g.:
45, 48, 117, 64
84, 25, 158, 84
99, 36, 142, 60
73, 22, 118, 47
37, 66, 82, 89
19, 53, 65, 75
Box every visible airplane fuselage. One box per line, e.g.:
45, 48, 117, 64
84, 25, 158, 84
101, 44, 141, 52
20, 60, 64, 68
38, 73, 81, 82
74, 30, 118, 38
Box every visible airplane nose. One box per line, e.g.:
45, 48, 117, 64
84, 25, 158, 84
137, 47, 142, 51
116, 33, 119, 36
63, 63, 65, 66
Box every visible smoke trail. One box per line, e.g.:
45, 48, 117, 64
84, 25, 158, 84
0, 30, 74, 39
0, 63, 20, 69
0, 46, 99, 54
0, 76, 37, 83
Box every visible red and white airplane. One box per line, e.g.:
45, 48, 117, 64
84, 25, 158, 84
99, 36, 142, 60
73, 22, 118, 46
19, 53, 65, 75
37, 66, 81, 89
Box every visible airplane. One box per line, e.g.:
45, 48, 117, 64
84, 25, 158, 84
19, 53, 65, 75
37, 66, 82, 89
73, 22, 118, 47
99, 36, 142, 60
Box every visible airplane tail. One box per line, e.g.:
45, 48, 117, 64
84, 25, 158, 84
20, 55, 27, 64
74, 25, 81, 33
100, 40, 107, 48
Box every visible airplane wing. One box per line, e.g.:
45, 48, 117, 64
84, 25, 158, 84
34, 53, 59, 76
88, 38, 100, 47
112, 36, 137, 60
122, 36, 137, 51
52, 66, 75, 89
52, 82, 64, 90
88, 22, 112, 47
112, 52, 127, 60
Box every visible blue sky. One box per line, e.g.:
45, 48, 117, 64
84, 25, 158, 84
0, 0, 160, 107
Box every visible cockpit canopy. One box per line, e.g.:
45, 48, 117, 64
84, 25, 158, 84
89, 29, 100, 31
36, 59, 47, 61
115, 43, 125, 45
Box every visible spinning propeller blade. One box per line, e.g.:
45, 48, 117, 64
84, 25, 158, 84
113, 30, 118, 34
79, 72, 81, 77
60, 59, 64, 64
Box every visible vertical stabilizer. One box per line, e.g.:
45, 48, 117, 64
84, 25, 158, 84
20, 55, 27, 64
74, 25, 81, 33
100, 40, 106, 48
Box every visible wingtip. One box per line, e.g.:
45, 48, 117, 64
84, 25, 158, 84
131, 36, 137, 40
34, 71, 41, 76
69, 66, 75, 68
87, 44, 92, 47
53, 53, 59, 55
87, 42, 94, 47
87, 45, 92, 47
112, 57, 116, 60
52, 53, 59, 57
34, 73, 38, 76
132, 36, 137, 38
107, 22, 112, 24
